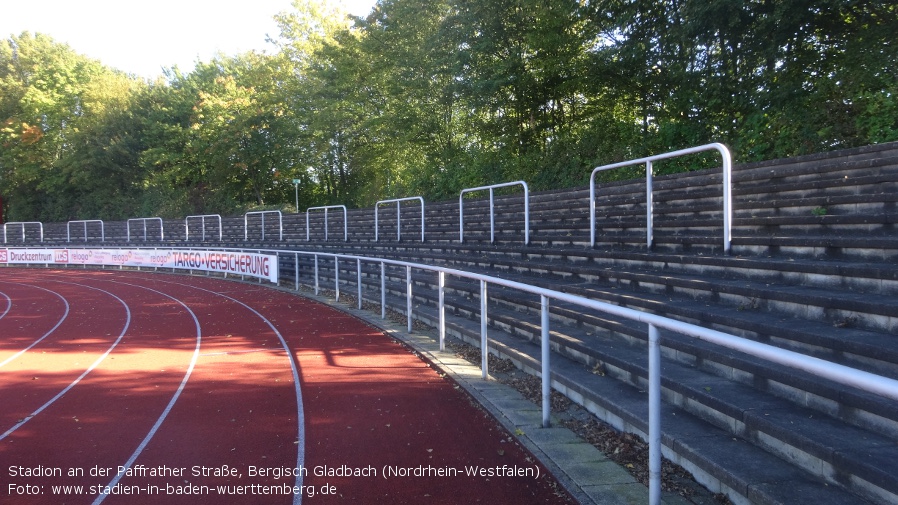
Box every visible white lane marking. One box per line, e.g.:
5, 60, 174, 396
0, 291, 11, 320
0, 282, 70, 368
143, 277, 306, 505
91, 281, 202, 505
0, 283, 131, 440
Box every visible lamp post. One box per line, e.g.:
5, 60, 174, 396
293, 179, 300, 213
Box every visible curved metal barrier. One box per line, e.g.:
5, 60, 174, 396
185, 214, 222, 242
306, 205, 347, 242
127, 217, 164, 242
244, 210, 283, 241
3, 222, 43, 243
460, 181, 530, 245
67, 220, 105, 242
375, 196, 425, 242
589, 143, 733, 253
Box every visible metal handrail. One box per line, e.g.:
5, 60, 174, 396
3, 222, 43, 243
67, 220, 105, 243
9, 243, 898, 505
244, 210, 283, 241
459, 180, 530, 244
127, 218, 164, 242
281, 246, 898, 505
185, 214, 222, 242
375, 196, 425, 242
306, 205, 347, 242
589, 143, 733, 253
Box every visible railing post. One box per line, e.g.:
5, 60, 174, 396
357, 258, 362, 310
397, 201, 402, 242
523, 183, 530, 245
480, 280, 488, 380
589, 180, 596, 247
314, 255, 319, 295
381, 262, 386, 319
721, 145, 733, 254
489, 188, 495, 243
406, 265, 413, 333
541, 295, 551, 428
420, 200, 425, 243
438, 271, 446, 351
294, 253, 300, 291
335, 256, 340, 301
648, 324, 662, 505
459, 193, 465, 243
646, 160, 654, 249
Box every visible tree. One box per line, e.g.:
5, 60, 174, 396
0, 32, 143, 220
272, 0, 368, 207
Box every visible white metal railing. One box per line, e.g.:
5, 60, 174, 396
244, 210, 283, 241
276, 247, 898, 505
9, 244, 898, 505
590, 143, 733, 253
306, 205, 347, 242
459, 181, 530, 244
375, 196, 425, 242
185, 214, 222, 242
3, 222, 43, 243
127, 218, 164, 242
67, 220, 105, 242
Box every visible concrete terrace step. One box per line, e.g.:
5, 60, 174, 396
349, 252, 898, 420
272, 240, 895, 500
340, 269, 889, 504
286, 247, 898, 431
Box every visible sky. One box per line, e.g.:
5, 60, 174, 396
0, 0, 378, 79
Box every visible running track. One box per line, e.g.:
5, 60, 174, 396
0, 268, 571, 504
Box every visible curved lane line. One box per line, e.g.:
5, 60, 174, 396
0, 291, 11, 320
0, 282, 70, 369
91, 280, 203, 505
0, 282, 131, 440
143, 277, 306, 505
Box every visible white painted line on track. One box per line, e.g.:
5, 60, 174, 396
0, 282, 70, 368
91, 280, 203, 505
199, 348, 273, 356
0, 283, 131, 440
0, 291, 11, 320
143, 277, 306, 505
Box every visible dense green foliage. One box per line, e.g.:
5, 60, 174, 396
2, 0, 896, 221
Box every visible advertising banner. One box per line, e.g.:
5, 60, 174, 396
0, 248, 278, 283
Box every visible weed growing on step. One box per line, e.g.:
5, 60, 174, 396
446, 339, 732, 505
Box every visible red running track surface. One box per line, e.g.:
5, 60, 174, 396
0, 269, 572, 504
